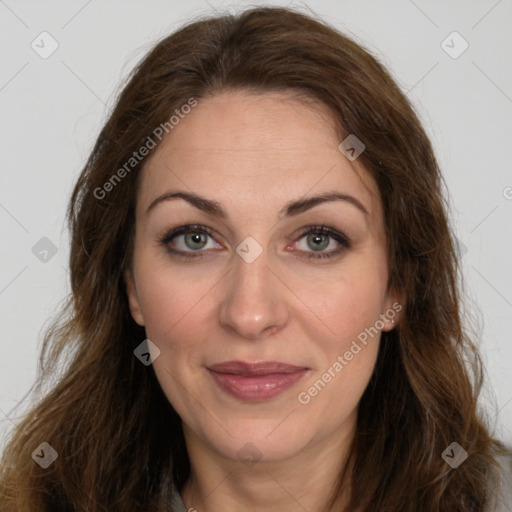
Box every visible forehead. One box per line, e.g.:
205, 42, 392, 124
138, 90, 382, 223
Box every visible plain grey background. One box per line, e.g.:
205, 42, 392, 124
1, 0, 511, 450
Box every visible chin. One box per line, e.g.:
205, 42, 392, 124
192, 415, 315, 464
223, 435, 307, 464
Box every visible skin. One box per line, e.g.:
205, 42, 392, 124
125, 90, 403, 511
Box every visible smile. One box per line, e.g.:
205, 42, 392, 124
207, 361, 309, 401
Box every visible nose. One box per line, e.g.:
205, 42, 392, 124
218, 247, 289, 340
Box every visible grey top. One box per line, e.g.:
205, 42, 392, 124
165, 454, 512, 511
493, 453, 512, 512
167, 489, 187, 512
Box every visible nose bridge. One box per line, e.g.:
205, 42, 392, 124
219, 243, 288, 339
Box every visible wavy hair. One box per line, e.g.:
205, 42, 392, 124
0, 5, 509, 511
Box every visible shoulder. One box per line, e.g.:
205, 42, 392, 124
169, 487, 188, 512
158, 483, 188, 512
490, 452, 512, 512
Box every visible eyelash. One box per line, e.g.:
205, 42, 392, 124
158, 224, 351, 261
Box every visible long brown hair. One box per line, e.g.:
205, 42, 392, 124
0, 6, 509, 511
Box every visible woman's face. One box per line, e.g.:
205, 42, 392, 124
125, 90, 401, 464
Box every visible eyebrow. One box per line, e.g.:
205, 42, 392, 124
146, 190, 369, 218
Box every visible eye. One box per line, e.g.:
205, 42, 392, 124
159, 223, 351, 261
293, 225, 351, 260
159, 224, 221, 259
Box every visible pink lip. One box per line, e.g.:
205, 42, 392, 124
207, 361, 309, 401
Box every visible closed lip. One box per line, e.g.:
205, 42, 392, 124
207, 360, 308, 376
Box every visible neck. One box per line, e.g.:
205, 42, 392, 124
180, 424, 355, 512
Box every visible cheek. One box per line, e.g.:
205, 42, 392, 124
297, 264, 388, 347
289, 262, 386, 412
134, 261, 213, 408
295, 276, 383, 420
134, 255, 214, 343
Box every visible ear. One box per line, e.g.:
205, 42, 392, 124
124, 269, 145, 326
381, 288, 405, 332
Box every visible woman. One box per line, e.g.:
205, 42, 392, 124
0, 6, 510, 511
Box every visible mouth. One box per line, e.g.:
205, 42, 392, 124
207, 361, 309, 401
